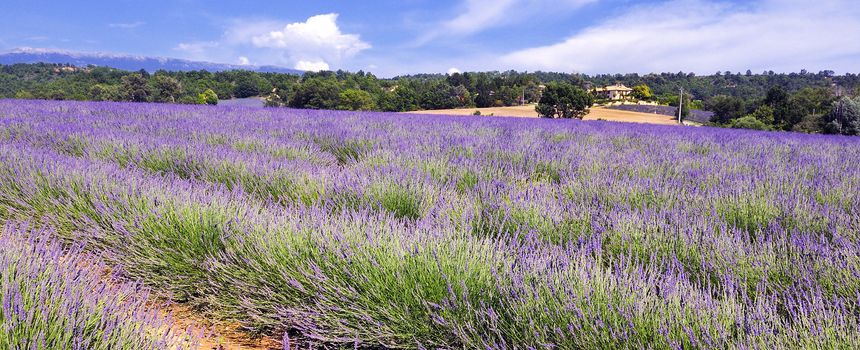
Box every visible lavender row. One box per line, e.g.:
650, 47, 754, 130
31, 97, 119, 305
5, 141, 859, 348
3, 100, 856, 242
0, 222, 202, 349
1, 99, 860, 348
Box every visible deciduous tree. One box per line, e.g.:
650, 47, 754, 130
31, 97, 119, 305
121, 73, 150, 102
197, 89, 218, 105
152, 75, 182, 103
632, 84, 653, 100
706, 95, 746, 124
338, 89, 376, 111
535, 82, 593, 119
825, 96, 860, 135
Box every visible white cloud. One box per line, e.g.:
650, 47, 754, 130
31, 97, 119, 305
173, 41, 221, 61
237, 56, 250, 65
174, 13, 369, 70
249, 14, 369, 59
447, 67, 461, 74
295, 60, 330, 71
174, 41, 219, 54
500, 0, 860, 74
420, 0, 595, 43
441, 0, 518, 36
108, 21, 145, 29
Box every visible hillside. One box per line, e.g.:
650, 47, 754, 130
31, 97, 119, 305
0, 47, 303, 74
0, 61, 857, 134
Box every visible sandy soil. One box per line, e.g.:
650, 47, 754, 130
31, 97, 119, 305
406, 105, 681, 125
162, 303, 281, 350
585, 107, 679, 125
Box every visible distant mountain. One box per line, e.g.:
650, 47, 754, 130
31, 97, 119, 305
0, 47, 303, 74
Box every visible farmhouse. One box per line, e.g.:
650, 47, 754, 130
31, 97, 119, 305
594, 84, 633, 100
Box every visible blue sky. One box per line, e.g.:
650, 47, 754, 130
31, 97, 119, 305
2, 0, 859, 77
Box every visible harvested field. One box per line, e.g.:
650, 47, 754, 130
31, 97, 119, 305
407, 104, 681, 125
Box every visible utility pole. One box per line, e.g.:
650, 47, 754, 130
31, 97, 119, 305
522, 87, 526, 106
678, 87, 683, 124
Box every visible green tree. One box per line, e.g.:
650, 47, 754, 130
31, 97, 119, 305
631, 84, 653, 100
14, 90, 34, 99
729, 115, 772, 130
472, 76, 497, 108
451, 85, 473, 107
764, 86, 795, 129
747, 105, 775, 125
121, 73, 150, 102
289, 77, 341, 109
197, 89, 218, 105
89, 84, 121, 101
536, 82, 593, 119
233, 73, 264, 98
338, 89, 376, 110
418, 81, 471, 109
378, 84, 419, 112
497, 85, 521, 106
152, 75, 182, 102
824, 96, 860, 135
706, 95, 746, 124
789, 87, 834, 132
792, 113, 825, 133
689, 99, 705, 110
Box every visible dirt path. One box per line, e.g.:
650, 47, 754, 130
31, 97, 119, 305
406, 105, 681, 125
163, 303, 282, 350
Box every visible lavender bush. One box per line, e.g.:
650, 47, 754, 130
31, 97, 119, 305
0, 99, 859, 348
0, 222, 202, 349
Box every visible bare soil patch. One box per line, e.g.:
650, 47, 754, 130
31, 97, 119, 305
162, 303, 281, 350
406, 105, 681, 125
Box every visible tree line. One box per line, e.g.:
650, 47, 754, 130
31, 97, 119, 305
1, 63, 859, 134
704, 86, 860, 135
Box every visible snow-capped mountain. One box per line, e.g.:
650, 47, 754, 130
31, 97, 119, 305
0, 48, 303, 74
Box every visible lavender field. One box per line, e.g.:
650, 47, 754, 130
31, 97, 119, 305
1, 99, 859, 349
0, 222, 203, 349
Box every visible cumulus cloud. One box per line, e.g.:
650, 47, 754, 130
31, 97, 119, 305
237, 56, 250, 65
249, 14, 369, 57
295, 60, 330, 71
174, 13, 369, 70
500, 0, 860, 74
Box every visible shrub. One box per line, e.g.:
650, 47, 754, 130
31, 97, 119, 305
729, 115, 772, 130
197, 89, 218, 105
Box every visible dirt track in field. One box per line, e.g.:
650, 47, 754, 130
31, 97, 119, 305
406, 105, 681, 125
175, 305, 280, 350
